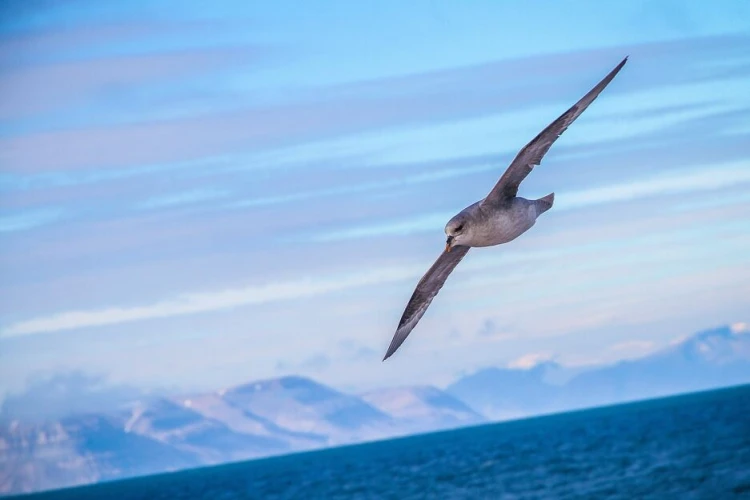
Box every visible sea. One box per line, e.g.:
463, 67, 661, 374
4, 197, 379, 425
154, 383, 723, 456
15, 385, 750, 500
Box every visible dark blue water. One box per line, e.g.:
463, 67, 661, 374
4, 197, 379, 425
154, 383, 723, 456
17, 385, 750, 499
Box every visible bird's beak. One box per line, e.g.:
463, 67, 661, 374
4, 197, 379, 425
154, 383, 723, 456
445, 235, 454, 252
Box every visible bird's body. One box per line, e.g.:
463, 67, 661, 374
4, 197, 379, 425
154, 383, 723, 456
383, 56, 629, 361
452, 194, 554, 248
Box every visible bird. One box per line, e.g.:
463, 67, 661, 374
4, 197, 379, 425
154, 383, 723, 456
382, 56, 628, 361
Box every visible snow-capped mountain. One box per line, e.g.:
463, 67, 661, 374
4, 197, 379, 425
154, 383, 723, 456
193, 375, 398, 445
447, 325, 750, 417
2, 324, 749, 496
560, 325, 750, 409
360, 385, 485, 433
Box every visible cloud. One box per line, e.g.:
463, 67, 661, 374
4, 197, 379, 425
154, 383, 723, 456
0, 45, 266, 120
609, 340, 657, 353
232, 160, 495, 210
3, 34, 747, 172
299, 353, 331, 371
607, 340, 658, 360
671, 191, 750, 213
274, 353, 333, 373
475, 319, 516, 341
555, 161, 750, 211
0, 264, 424, 338
669, 335, 689, 346
477, 319, 497, 337
731, 322, 748, 334
310, 160, 750, 242
136, 188, 230, 210
338, 339, 378, 361
0, 207, 67, 232
3, 105, 748, 236
310, 211, 454, 243
0, 16, 258, 65
508, 352, 555, 369
0, 371, 144, 420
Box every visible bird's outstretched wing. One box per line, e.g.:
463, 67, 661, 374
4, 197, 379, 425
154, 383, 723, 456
482, 57, 628, 206
383, 245, 471, 361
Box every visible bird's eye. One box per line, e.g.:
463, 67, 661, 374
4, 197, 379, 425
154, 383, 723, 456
455, 224, 464, 232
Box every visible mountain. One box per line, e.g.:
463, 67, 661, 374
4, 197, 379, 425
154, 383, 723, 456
561, 326, 750, 409
173, 392, 324, 450
217, 376, 398, 445
2, 324, 749, 496
447, 325, 750, 418
445, 362, 563, 419
122, 398, 292, 462
360, 385, 485, 433
0, 376, 404, 496
0, 414, 200, 495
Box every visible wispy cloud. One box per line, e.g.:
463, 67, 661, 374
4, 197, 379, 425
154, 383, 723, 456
609, 340, 656, 353
3, 1, 750, 398
670, 191, 750, 213
136, 188, 230, 210
0, 155, 232, 192
731, 322, 749, 334
508, 352, 556, 369
0, 207, 67, 233
309, 211, 454, 242
230, 162, 494, 210
4, 35, 748, 173
475, 319, 517, 341
0, 371, 145, 420
0, 264, 424, 338
309, 160, 750, 242
556, 160, 750, 210
0, 45, 266, 121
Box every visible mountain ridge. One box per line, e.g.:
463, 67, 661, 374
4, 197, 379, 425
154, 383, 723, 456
2, 324, 748, 496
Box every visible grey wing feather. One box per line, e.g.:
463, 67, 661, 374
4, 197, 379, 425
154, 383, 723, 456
482, 56, 628, 206
383, 245, 471, 360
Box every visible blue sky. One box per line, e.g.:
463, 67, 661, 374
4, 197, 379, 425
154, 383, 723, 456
1, 1, 749, 398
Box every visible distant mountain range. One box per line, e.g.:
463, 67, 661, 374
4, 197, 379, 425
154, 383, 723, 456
446, 325, 750, 419
2, 324, 749, 496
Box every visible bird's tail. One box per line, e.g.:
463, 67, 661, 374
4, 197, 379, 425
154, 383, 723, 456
535, 192, 555, 215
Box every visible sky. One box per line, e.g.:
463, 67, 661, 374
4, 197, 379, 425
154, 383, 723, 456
1, 0, 749, 400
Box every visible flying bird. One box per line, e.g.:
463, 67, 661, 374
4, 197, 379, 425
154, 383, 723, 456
383, 57, 628, 361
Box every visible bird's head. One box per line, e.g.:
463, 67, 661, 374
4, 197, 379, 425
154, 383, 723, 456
444, 216, 469, 252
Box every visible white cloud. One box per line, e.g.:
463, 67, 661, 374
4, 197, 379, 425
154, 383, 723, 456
609, 340, 656, 353
507, 352, 554, 369
136, 188, 229, 210
669, 335, 689, 346
1, 265, 423, 338
0, 208, 67, 233
312, 211, 454, 242
555, 160, 750, 211
311, 160, 750, 242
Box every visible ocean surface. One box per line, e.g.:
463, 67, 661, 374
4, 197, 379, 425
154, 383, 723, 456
16, 385, 750, 499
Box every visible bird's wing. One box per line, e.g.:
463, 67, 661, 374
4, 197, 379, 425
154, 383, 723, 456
383, 245, 471, 361
482, 57, 628, 207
